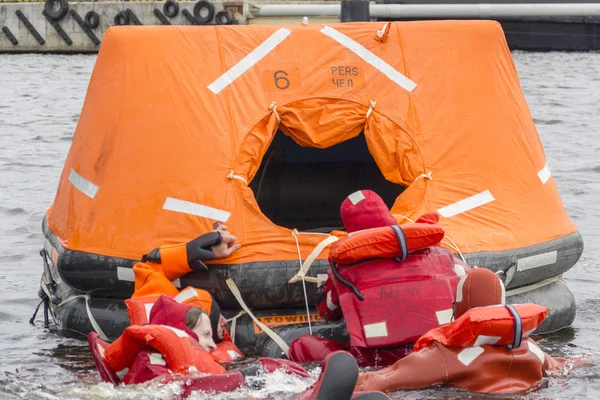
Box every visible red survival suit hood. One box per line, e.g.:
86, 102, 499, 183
340, 190, 397, 233
149, 295, 198, 341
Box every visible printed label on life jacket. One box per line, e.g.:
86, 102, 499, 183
253, 314, 323, 334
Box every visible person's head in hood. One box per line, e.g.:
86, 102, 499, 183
453, 268, 506, 319
340, 190, 397, 234
149, 295, 218, 352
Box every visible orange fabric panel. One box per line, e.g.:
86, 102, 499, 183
413, 304, 549, 352
329, 223, 444, 264
46, 21, 577, 266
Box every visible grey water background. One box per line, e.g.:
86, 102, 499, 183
0, 51, 599, 399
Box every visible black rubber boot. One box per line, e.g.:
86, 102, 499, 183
300, 350, 359, 400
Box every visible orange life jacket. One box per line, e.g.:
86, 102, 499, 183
414, 303, 549, 351
125, 288, 244, 363
105, 324, 226, 375
329, 220, 445, 265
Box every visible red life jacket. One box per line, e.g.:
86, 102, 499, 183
125, 289, 244, 363
331, 246, 470, 348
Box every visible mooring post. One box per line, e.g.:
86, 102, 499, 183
341, 0, 370, 23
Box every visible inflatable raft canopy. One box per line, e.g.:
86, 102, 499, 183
40, 21, 583, 349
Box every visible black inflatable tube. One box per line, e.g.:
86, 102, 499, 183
15, 10, 45, 45
43, 215, 583, 309
463, 231, 583, 289
39, 269, 576, 352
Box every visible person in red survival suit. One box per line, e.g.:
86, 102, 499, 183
353, 267, 573, 395
290, 190, 471, 367
89, 294, 390, 400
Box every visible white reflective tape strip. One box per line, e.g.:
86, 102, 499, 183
455, 275, 468, 303
454, 264, 466, 278
528, 341, 545, 363
320, 26, 417, 92
347, 190, 366, 205
145, 304, 154, 322
538, 163, 551, 184
435, 309, 454, 325
517, 251, 558, 272
163, 197, 231, 222
473, 335, 502, 346
117, 267, 135, 282
148, 353, 167, 366
208, 28, 292, 94
364, 322, 388, 338
163, 325, 189, 338
174, 287, 198, 303
505, 276, 559, 297
171, 278, 181, 289
97, 343, 106, 358
227, 350, 242, 360
438, 190, 495, 218
116, 368, 129, 379
457, 346, 484, 366
68, 169, 99, 199
326, 291, 339, 311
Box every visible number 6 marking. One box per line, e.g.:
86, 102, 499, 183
273, 70, 290, 90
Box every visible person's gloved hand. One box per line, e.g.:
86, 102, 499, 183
256, 358, 311, 378
141, 226, 241, 271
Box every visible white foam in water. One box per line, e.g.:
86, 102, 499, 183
53, 368, 320, 400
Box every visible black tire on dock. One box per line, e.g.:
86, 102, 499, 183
85, 10, 100, 29
215, 10, 232, 25
114, 11, 130, 26
193, 0, 215, 24
163, 0, 179, 18
44, 0, 69, 21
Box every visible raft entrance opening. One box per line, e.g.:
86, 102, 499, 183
249, 131, 405, 232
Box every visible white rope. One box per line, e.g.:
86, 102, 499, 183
227, 170, 248, 184
57, 294, 109, 341
366, 100, 376, 119
291, 229, 313, 335
226, 310, 246, 345
392, 213, 466, 263
288, 235, 338, 284
226, 278, 290, 356
269, 101, 280, 124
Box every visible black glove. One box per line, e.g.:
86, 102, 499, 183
140, 232, 222, 271
186, 231, 222, 271
141, 248, 161, 263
